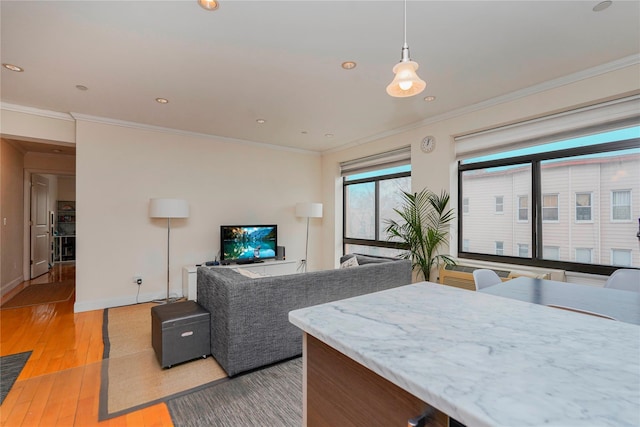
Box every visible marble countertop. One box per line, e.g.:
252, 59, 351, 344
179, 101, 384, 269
289, 282, 640, 427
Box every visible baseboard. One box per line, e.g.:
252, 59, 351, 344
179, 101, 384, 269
74, 290, 186, 313
1, 276, 26, 301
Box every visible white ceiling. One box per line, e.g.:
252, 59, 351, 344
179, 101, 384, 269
1, 1, 639, 153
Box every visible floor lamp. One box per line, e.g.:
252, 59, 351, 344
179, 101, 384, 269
149, 198, 189, 304
295, 202, 323, 272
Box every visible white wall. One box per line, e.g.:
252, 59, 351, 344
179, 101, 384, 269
320, 64, 640, 274
57, 176, 75, 201
74, 119, 322, 311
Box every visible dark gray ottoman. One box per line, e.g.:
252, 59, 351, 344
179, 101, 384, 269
151, 301, 210, 368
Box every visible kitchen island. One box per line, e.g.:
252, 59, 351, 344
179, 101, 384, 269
289, 282, 640, 427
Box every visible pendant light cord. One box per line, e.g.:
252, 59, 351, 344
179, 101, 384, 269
404, 0, 407, 46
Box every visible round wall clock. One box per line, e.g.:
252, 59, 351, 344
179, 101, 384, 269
421, 136, 436, 153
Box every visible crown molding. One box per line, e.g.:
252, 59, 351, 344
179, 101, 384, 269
325, 54, 640, 154
69, 112, 320, 156
0, 102, 74, 121
1, 102, 319, 156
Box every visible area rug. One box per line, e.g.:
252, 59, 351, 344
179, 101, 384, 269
99, 303, 228, 420
0, 351, 32, 404
167, 357, 302, 427
1, 281, 74, 309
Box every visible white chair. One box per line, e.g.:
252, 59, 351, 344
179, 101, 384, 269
604, 269, 640, 292
472, 269, 502, 291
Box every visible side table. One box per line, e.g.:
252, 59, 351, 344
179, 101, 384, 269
151, 301, 210, 368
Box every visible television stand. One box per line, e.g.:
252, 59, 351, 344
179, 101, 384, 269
236, 259, 265, 265
183, 259, 299, 301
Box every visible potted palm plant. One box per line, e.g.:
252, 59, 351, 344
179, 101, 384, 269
384, 188, 455, 281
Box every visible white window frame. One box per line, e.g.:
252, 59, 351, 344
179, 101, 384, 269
463, 197, 469, 214
611, 249, 632, 267
611, 190, 632, 222
542, 193, 559, 223
495, 196, 504, 214
575, 248, 593, 263
543, 246, 560, 260
517, 243, 529, 258
517, 195, 528, 222
575, 192, 593, 222
495, 241, 504, 256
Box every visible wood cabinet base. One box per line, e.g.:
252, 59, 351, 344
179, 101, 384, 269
304, 334, 448, 427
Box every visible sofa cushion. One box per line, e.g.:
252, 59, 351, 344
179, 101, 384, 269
339, 253, 402, 265
340, 256, 359, 268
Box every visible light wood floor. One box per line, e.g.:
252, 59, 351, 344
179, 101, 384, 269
0, 264, 174, 427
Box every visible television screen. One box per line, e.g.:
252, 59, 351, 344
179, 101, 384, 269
220, 225, 277, 261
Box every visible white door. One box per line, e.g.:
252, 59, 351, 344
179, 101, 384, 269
30, 174, 50, 278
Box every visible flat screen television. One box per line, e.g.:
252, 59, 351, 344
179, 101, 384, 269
220, 225, 277, 262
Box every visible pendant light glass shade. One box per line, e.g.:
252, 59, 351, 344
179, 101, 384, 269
198, 0, 219, 11
386, 57, 426, 97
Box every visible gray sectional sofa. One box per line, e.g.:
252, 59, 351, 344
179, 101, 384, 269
197, 254, 412, 376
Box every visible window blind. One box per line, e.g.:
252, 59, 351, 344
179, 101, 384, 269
454, 95, 640, 160
340, 146, 411, 177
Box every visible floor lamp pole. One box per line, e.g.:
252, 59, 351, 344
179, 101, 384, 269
149, 198, 189, 304
166, 217, 171, 303
304, 216, 310, 273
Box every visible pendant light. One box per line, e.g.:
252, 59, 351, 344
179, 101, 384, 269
198, 0, 219, 11
386, 0, 426, 98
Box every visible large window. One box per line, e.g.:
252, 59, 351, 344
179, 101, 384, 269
461, 164, 531, 258
459, 126, 640, 275
342, 148, 411, 257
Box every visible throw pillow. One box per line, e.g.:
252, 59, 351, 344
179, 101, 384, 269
234, 268, 267, 279
340, 256, 359, 269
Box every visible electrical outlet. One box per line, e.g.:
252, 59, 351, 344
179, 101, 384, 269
133, 276, 142, 286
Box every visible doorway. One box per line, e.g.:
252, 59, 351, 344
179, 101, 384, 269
26, 173, 77, 279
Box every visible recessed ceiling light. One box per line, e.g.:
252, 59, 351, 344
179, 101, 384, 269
341, 61, 357, 70
198, 0, 219, 11
424, 96, 436, 102
155, 97, 169, 104
75, 85, 88, 91
2, 63, 23, 72
593, 1, 612, 12
325, 133, 334, 138
256, 119, 266, 124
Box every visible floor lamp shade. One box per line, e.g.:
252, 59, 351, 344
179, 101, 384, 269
149, 198, 190, 218
295, 202, 323, 219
